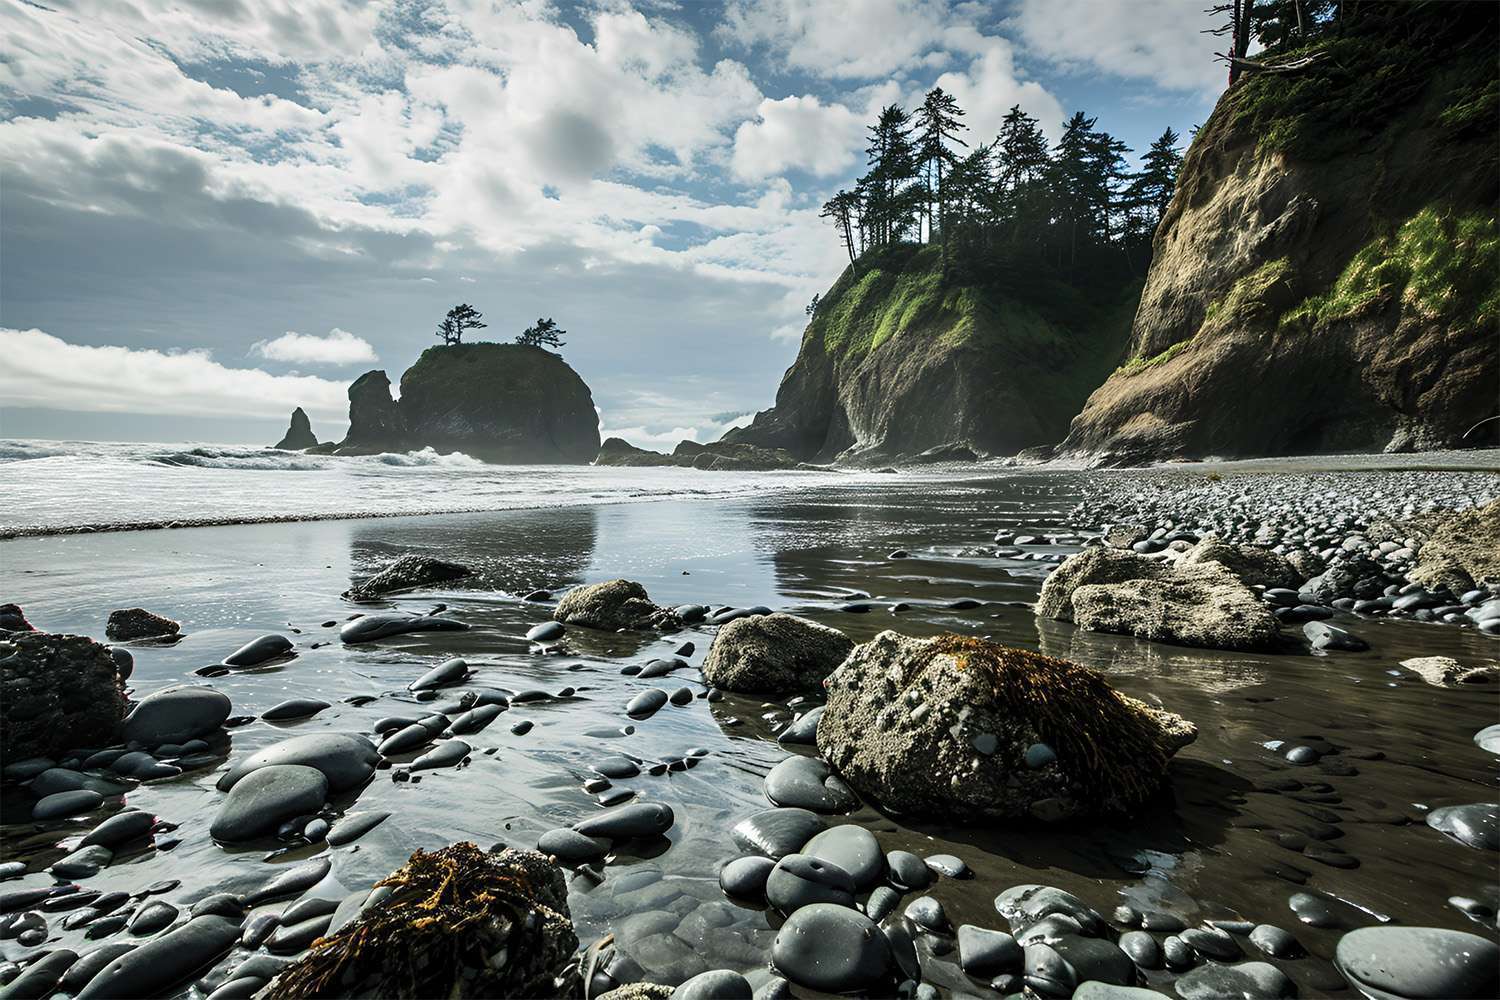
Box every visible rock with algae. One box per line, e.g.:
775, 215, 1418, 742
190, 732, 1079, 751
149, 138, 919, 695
264, 842, 578, 999
816, 632, 1196, 822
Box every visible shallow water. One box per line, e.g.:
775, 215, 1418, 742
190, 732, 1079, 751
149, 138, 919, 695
2, 473, 1498, 997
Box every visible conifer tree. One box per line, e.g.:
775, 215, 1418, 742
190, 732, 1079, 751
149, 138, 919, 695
915, 87, 968, 246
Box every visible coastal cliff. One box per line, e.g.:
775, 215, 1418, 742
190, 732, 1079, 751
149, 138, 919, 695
336, 344, 600, 464
1058, 7, 1499, 463
723, 244, 1140, 464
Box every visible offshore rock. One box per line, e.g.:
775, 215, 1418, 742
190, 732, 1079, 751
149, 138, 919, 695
105, 608, 181, 641
1, 631, 125, 760
342, 554, 473, 602
273, 407, 318, 450
336, 370, 408, 455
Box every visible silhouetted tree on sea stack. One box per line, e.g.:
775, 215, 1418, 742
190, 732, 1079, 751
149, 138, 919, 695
517, 317, 566, 350
437, 303, 486, 345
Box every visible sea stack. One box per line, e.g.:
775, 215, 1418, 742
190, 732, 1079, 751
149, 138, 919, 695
272, 407, 318, 450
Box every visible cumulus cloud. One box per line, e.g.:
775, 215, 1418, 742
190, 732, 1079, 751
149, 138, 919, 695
718, 0, 960, 79
251, 328, 378, 365
1007, 0, 1226, 94
0, 328, 349, 420
731, 95, 865, 182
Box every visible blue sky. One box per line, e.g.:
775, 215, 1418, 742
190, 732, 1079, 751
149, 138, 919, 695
0, 0, 1222, 448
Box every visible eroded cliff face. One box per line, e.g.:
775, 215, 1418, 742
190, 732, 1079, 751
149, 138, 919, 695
336, 344, 600, 464
725, 245, 1139, 464
1059, 10, 1499, 463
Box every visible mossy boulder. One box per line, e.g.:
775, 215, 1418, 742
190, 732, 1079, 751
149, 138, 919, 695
815, 632, 1196, 821
702, 613, 853, 693
553, 580, 680, 631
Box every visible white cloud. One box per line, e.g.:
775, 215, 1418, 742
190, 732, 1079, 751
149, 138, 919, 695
600, 410, 755, 450
1, 329, 349, 420
250, 328, 378, 365
719, 0, 961, 79
1007, 0, 1226, 94
731, 95, 865, 182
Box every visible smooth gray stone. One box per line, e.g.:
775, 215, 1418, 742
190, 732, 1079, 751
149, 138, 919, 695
996, 885, 1106, 937
593, 757, 641, 779
801, 824, 882, 890
127, 901, 177, 935
925, 854, 971, 878
239, 912, 280, 949
33, 790, 104, 821
266, 913, 333, 954
449, 704, 503, 735
409, 740, 469, 771
327, 810, 390, 846
776, 706, 824, 745
886, 850, 932, 891
1180, 925, 1241, 960
262, 699, 329, 721
29, 768, 128, 798
1425, 802, 1499, 851
526, 621, 565, 643
637, 658, 685, 679
766, 854, 855, 913
122, 686, 231, 744
211, 764, 327, 842
1073, 984, 1170, 999
905, 896, 946, 932
731, 808, 825, 860
1025, 942, 1076, 996
57, 944, 134, 995
1474, 724, 1500, 755
672, 969, 752, 1000
1335, 926, 1499, 1000
1248, 924, 1300, 958
204, 976, 264, 1000
763, 756, 858, 813
1119, 929, 1161, 968
110, 647, 134, 680
1052, 935, 1134, 986
224, 634, 292, 666
864, 886, 901, 923
626, 688, 669, 718
1173, 960, 1295, 999
339, 614, 467, 643
217, 733, 378, 793
885, 918, 920, 981
719, 856, 775, 900
50, 845, 113, 879
537, 828, 610, 862
1304, 621, 1368, 652
958, 925, 1022, 977
669, 687, 693, 706
227, 954, 294, 982
771, 903, 891, 993
573, 802, 674, 840
378, 724, 433, 756
189, 895, 243, 919
3, 758, 56, 782
74, 915, 240, 999
3, 949, 78, 999
409, 657, 467, 692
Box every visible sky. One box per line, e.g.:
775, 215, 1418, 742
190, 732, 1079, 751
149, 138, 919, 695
0, 0, 1225, 449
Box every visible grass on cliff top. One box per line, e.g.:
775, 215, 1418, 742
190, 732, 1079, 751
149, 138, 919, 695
1280, 205, 1499, 333
1200, 6, 1497, 161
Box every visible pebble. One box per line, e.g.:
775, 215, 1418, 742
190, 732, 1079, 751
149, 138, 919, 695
1118, 929, 1160, 968
771, 903, 891, 993
217, 733, 378, 793
243, 857, 331, 906
925, 854, 971, 879
266, 913, 334, 953
526, 621, 565, 643
449, 704, 503, 734
327, 811, 390, 846
905, 895, 946, 932
763, 756, 858, 813
224, 634, 293, 667
409, 740, 469, 771
766, 854, 856, 913
1425, 802, 1498, 851
1180, 925, 1240, 960
2, 949, 78, 999
57, 943, 135, 994
731, 808, 827, 861
262, 699, 330, 721
1335, 926, 1499, 1000
957, 925, 1022, 977
1162, 935, 1195, 969
864, 885, 900, 922
886, 850, 932, 891
626, 689, 669, 718
32, 789, 105, 821
1174, 961, 1296, 999
671, 970, 752, 1000
339, 613, 467, 643
801, 825, 883, 890
573, 801, 674, 840
1304, 621, 1369, 652
409, 657, 468, 691
378, 724, 433, 756
995, 885, 1105, 937
127, 901, 178, 935
1249, 924, 1301, 958
718, 855, 775, 901
211, 764, 328, 842
121, 686, 232, 745
75, 915, 241, 1000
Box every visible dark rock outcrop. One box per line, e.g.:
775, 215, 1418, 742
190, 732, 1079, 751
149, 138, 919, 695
553, 580, 680, 631
1404, 498, 1500, 594
105, 607, 181, 641
1058, 8, 1498, 462
593, 437, 801, 470
815, 632, 1196, 821
1, 631, 126, 760
722, 243, 1139, 464
337, 370, 409, 455
265, 843, 578, 999
273, 407, 319, 450
342, 554, 473, 602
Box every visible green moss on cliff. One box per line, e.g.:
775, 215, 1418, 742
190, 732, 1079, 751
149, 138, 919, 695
1116, 340, 1190, 377
1281, 205, 1499, 333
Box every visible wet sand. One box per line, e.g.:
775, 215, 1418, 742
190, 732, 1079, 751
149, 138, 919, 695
2, 471, 1497, 997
